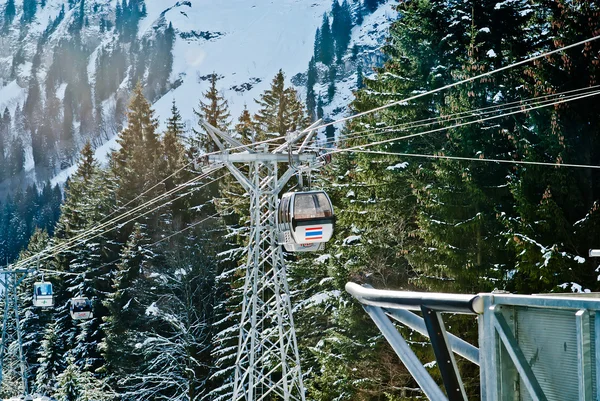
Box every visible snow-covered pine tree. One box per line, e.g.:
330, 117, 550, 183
206, 250, 244, 401
54, 356, 111, 401
2, 0, 16, 32
101, 224, 155, 383
409, 0, 535, 292
118, 244, 218, 401
35, 321, 64, 396
55, 358, 81, 401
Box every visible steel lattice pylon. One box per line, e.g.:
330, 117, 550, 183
0, 268, 34, 397
202, 120, 321, 401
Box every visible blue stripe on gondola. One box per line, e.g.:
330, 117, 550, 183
305, 231, 323, 236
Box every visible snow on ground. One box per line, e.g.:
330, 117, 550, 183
0, 80, 27, 124
49, 0, 338, 183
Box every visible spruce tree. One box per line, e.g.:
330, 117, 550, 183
306, 57, 318, 120
35, 321, 64, 395
55, 358, 82, 401
235, 105, 255, 144
327, 65, 336, 102
319, 14, 334, 65
21, 0, 37, 23
111, 82, 163, 238
192, 74, 231, 153
313, 28, 321, 62
0, 108, 9, 179
102, 223, 162, 395
356, 64, 363, 89
9, 137, 24, 176
3, 0, 15, 32
163, 100, 186, 175
316, 95, 324, 120
254, 70, 309, 142
62, 84, 75, 163
161, 100, 191, 226
54, 357, 107, 401
331, 0, 342, 43
502, 1, 600, 293
331, 0, 353, 61
23, 76, 41, 133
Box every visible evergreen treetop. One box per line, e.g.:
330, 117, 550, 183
235, 105, 255, 144
193, 73, 231, 153
253, 70, 309, 141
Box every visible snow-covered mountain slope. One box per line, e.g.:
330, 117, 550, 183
145, 0, 332, 128
0, 0, 395, 187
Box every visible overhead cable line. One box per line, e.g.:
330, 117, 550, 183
17, 164, 224, 268
305, 34, 600, 132
15, 171, 229, 271
13, 167, 229, 271
335, 149, 600, 170
320, 88, 600, 160
315, 85, 600, 145
11, 128, 319, 272
58, 131, 299, 258
97, 132, 290, 224
37, 196, 242, 278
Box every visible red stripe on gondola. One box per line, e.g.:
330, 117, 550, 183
305, 237, 323, 240
305, 227, 323, 231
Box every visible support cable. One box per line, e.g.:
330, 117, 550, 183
13, 168, 228, 271
305, 34, 600, 132
318, 88, 600, 168
326, 148, 600, 170
310, 85, 600, 148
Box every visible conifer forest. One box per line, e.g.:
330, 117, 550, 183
1, 0, 600, 400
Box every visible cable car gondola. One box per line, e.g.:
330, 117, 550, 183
70, 297, 93, 320
32, 282, 54, 308
277, 190, 335, 252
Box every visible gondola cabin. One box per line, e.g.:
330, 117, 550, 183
277, 190, 335, 252
32, 282, 54, 307
70, 297, 93, 320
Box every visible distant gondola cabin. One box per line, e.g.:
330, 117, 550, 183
33, 282, 54, 308
70, 297, 93, 320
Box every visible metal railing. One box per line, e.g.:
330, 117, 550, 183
346, 282, 600, 401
